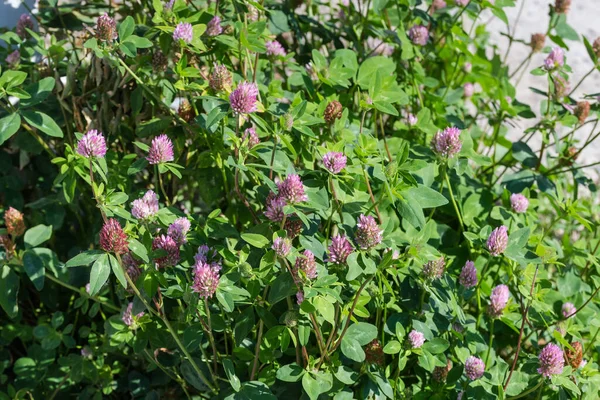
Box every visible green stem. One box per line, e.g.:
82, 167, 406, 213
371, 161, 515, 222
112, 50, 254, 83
485, 319, 494, 366
443, 168, 465, 233
44, 273, 119, 312
506, 380, 543, 400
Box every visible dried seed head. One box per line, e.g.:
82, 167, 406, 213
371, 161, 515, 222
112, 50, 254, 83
324, 101, 343, 124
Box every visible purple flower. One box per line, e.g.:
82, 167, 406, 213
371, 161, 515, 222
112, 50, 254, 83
409, 25, 429, 46
456, 0, 469, 6
123, 253, 141, 289
432, 0, 447, 11
96, 13, 117, 42
6, 50, 20, 67
16, 14, 34, 39
423, 257, 445, 281
194, 245, 220, 266
463, 62, 472, 72
408, 330, 426, 348
81, 346, 93, 358
537, 343, 564, 377
431, 127, 462, 158
264, 192, 287, 222
463, 83, 474, 98
168, 217, 191, 245
206, 16, 223, 37
322, 152, 347, 174
152, 235, 180, 268
544, 47, 564, 70
355, 214, 383, 250
164, 0, 175, 10
77, 129, 107, 158
229, 81, 259, 114
131, 190, 159, 220
328, 235, 353, 265
272, 237, 292, 258
173, 22, 193, 43
242, 127, 260, 148
464, 356, 485, 380
459, 260, 477, 289
147, 134, 174, 164
278, 174, 307, 204
510, 193, 529, 213
294, 250, 318, 281
296, 291, 304, 304
192, 260, 221, 298
122, 302, 144, 326
407, 113, 418, 126
487, 226, 508, 256
562, 302, 576, 319
488, 284, 510, 318
99, 219, 129, 254
266, 40, 286, 57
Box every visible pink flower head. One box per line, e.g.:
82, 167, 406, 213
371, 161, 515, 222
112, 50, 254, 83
465, 356, 485, 380
192, 259, 221, 298
294, 250, 318, 281
296, 291, 304, 304
407, 113, 418, 126
16, 14, 34, 39
96, 13, 117, 42
510, 193, 529, 213
408, 330, 426, 348
459, 260, 477, 289
77, 129, 107, 158
131, 190, 159, 220
456, 0, 469, 6
272, 237, 292, 258
99, 218, 129, 254
562, 302, 576, 319
328, 235, 353, 265
409, 25, 429, 46
152, 234, 180, 268
264, 192, 287, 222
463, 83, 474, 98
431, 127, 462, 158
147, 134, 174, 164
537, 343, 564, 377
422, 257, 445, 281
206, 16, 223, 37
488, 284, 510, 318
168, 217, 191, 245
173, 22, 193, 43
544, 47, 564, 70
277, 174, 307, 204
6, 50, 20, 67
487, 226, 508, 256
463, 62, 472, 72
322, 152, 347, 174
266, 40, 286, 57
4, 207, 25, 237
122, 302, 144, 326
230, 81, 259, 114
432, 0, 447, 11
355, 214, 383, 250
164, 0, 175, 10
242, 127, 260, 148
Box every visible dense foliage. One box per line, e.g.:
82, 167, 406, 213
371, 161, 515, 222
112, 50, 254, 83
1, 0, 600, 398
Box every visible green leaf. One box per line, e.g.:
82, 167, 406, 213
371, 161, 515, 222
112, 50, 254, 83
404, 185, 449, 208
383, 340, 402, 354
345, 322, 378, 345
421, 338, 449, 354
24, 224, 53, 248
302, 373, 320, 400
373, 101, 399, 116
223, 359, 242, 391
268, 273, 297, 305
0, 113, 21, 145
276, 363, 305, 382
340, 337, 365, 362
22, 110, 63, 138
0, 70, 27, 88
22, 77, 55, 107
128, 239, 149, 263
241, 232, 270, 248
119, 16, 135, 41
23, 250, 45, 291
0, 265, 19, 318
128, 158, 148, 175
109, 254, 127, 289
88, 254, 110, 296
124, 35, 153, 48
65, 250, 104, 267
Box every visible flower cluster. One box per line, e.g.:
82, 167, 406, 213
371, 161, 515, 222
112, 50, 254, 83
562, 302, 576, 319
464, 356, 485, 380
487, 226, 508, 256
510, 193, 529, 213
230, 82, 259, 114
99, 219, 129, 254
272, 237, 291, 258
266, 40, 286, 57
408, 330, 425, 348
206, 16, 223, 37
322, 152, 347, 174
327, 235, 353, 265
77, 130, 107, 159
192, 259, 221, 298
167, 217, 191, 245
152, 235, 180, 268
96, 13, 117, 42
147, 134, 174, 164
173, 22, 193, 43
16, 14, 34, 39
131, 190, 159, 220
355, 214, 383, 250
294, 250, 318, 281
423, 257, 445, 282
122, 302, 145, 327
209, 63, 233, 92
431, 127, 462, 159
537, 343, 564, 377
277, 174, 308, 204
4, 207, 25, 237
459, 260, 477, 288
544, 47, 564, 70
488, 284, 510, 318
409, 25, 429, 46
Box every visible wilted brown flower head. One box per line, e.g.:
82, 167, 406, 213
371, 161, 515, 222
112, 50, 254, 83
531, 33, 546, 52
574, 101, 590, 124
564, 341, 583, 369
324, 101, 343, 124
